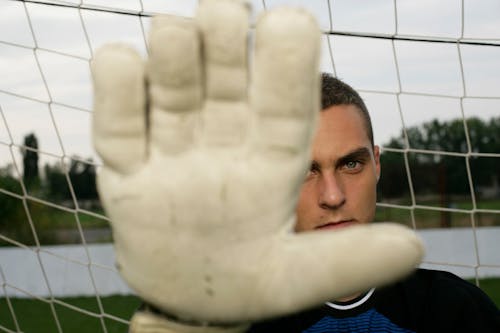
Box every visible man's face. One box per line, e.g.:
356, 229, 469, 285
295, 104, 381, 232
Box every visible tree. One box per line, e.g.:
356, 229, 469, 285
0, 165, 33, 245
43, 157, 98, 203
68, 158, 98, 200
21, 133, 39, 188
379, 116, 500, 199
44, 162, 70, 201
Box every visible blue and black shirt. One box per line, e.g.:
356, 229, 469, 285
249, 269, 500, 332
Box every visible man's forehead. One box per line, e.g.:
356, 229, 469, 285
311, 106, 374, 164
319, 103, 372, 144
317, 105, 371, 137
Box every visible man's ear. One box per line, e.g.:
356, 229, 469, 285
374, 145, 381, 182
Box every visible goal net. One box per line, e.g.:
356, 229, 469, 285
1, 0, 499, 332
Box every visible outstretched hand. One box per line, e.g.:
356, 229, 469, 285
92, 0, 423, 324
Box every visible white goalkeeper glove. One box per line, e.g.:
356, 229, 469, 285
92, 0, 424, 326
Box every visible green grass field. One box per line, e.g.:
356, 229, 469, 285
1, 279, 499, 333
0, 295, 141, 333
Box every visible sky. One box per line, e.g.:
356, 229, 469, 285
1, 0, 500, 171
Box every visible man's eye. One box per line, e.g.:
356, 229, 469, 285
346, 161, 358, 169
343, 161, 363, 172
306, 162, 320, 178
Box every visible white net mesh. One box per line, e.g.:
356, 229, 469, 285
1, 0, 499, 331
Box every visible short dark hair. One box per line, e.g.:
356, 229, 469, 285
321, 73, 374, 147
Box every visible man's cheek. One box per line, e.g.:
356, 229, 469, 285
294, 201, 314, 232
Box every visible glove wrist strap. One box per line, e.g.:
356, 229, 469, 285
129, 303, 250, 333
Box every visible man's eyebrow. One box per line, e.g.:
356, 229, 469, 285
335, 147, 371, 168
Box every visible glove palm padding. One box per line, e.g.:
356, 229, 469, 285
92, 0, 423, 324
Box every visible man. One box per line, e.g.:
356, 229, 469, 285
248, 73, 500, 332
94, 2, 426, 331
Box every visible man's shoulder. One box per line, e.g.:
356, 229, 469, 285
403, 268, 467, 288
400, 268, 489, 299
391, 268, 500, 331
391, 268, 492, 306
409, 267, 470, 284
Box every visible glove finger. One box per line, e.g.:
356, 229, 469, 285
148, 15, 203, 154
251, 7, 321, 156
255, 223, 424, 320
197, 0, 249, 101
92, 44, 146, 174
196, 0, 251, 146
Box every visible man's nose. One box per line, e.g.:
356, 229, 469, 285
318, 173, 346, 210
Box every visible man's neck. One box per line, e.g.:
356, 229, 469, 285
335, 292, 362, 303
